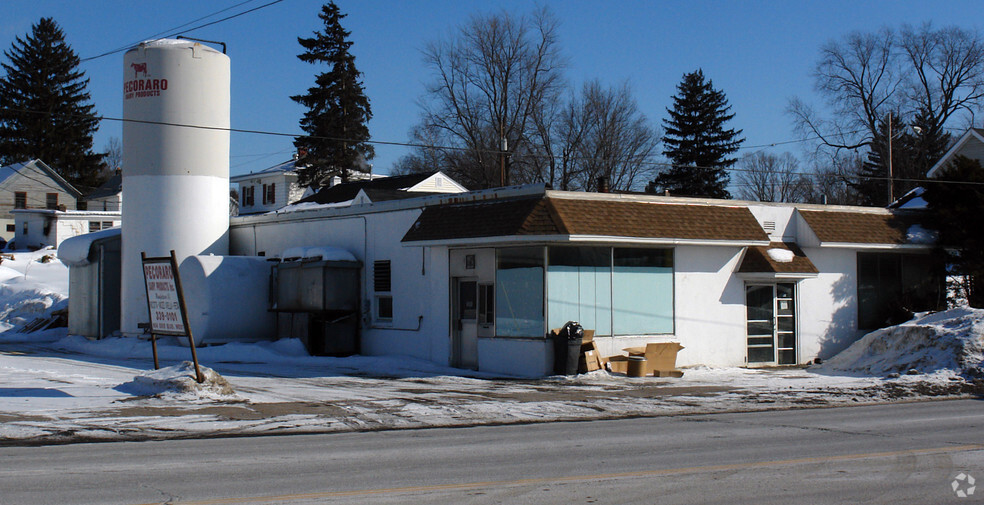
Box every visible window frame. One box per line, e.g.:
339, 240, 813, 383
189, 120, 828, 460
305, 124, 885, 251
373, 260, 393, 321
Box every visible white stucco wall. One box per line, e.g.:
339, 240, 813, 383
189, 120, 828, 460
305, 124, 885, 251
670, 245, 748, 367
230, 206, 453, 367
796, 247, 863, 360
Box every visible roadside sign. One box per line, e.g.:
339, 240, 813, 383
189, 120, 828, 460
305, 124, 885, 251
143, 259, 186, 335
141, 250, 204, 383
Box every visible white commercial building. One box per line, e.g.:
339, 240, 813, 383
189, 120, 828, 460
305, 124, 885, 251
229, 184, 940, 377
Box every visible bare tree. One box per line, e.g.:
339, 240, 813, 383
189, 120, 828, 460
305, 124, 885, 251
789, 28, 900, 153
900, 23, 984, 132
417, 7, 566, 189
791, 24, 984, 161
572, 80, 660, 192
102, 136, 122, 172
735, 152, 809, 202
801, 153, 869, 206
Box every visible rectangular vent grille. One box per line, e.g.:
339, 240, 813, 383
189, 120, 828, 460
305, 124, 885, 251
374, 260, 392, 292
763, 221, 777, 233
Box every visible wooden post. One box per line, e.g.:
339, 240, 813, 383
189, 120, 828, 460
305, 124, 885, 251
170, 250, 204, 384
140, 252, 160, 370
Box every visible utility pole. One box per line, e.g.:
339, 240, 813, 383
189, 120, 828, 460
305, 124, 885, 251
887, 111, 894, 206
499, 123, 507, 187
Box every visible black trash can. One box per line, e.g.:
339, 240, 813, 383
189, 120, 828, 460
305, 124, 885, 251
553, 321, 584, 375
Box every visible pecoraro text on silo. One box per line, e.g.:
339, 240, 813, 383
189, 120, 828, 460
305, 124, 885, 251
123, 78, 168, 100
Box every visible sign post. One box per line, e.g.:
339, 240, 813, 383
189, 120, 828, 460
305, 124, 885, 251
141, 250, 204, 383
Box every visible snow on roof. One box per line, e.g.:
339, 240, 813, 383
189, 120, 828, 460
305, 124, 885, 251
905, 224, 937, 245
280, 246, 357, 262
766, 248, 795, 263
56, 227, 121, 267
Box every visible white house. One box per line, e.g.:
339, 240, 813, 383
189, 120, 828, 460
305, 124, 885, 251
231, 159, 308, 215
228, 184, 940, 377
927, 127, 984, 177
293, 170, 467, 207
13, 209, 121, 250
0, 160, 82, 242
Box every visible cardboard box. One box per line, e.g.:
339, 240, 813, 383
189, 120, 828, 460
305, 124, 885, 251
579, 350, 601, 372
653, 370, 684, 378
623, 342, 684, 375
607, 355, 629, 374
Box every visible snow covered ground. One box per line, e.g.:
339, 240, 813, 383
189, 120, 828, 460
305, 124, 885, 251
0, 249, 980, 445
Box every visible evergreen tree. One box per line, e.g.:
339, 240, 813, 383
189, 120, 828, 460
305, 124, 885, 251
0, 17, 102, 188
922, 155, 984, 307
649, 69, 743, 198
856, 110, 950, 206
291, 2, 373, 188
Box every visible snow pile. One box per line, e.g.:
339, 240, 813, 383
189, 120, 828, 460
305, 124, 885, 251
815, 308, 984, 377
115, 361, 237, 400
0, 250, 69, 331
274, 200, 354, 214
57, 228, 120, 266
766, 248, 794, 263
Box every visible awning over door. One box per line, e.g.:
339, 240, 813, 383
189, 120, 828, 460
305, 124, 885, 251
737, 242, 818, 279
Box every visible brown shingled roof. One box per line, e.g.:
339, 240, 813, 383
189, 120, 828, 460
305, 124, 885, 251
738, 242, 818, 275
798, 210, 913, 245
402, 195, 770, 243
548, 198, 768, 241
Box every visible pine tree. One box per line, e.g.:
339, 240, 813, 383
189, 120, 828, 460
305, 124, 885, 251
856, 110, 950, 206
0, 17, 103, 188
649, 69, 743, 198
922, 155, 984, 307
291, 2, 373, 188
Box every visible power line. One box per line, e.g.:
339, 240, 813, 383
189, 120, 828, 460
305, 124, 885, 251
79, 0, 283, 63
6, 106, 984, 189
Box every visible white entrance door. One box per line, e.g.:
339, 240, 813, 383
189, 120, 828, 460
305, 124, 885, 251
745, 283, 797, 365
453, 278, 479, 369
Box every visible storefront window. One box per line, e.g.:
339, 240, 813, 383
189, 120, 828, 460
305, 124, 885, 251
857, 252, 941, 330
546, 246, 673, 336
495, 247, 544, 337
612, 248, 674, 334
547, 247, 611, 335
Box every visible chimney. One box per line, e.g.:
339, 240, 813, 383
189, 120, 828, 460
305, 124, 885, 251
597, 176, 610, 193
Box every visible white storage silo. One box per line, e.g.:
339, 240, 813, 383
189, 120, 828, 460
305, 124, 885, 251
120, 40, 231, 337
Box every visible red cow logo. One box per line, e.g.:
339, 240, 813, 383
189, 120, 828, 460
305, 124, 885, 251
131, 62, 148, 79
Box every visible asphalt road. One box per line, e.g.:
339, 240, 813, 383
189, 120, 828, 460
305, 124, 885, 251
1, 399, 982, 504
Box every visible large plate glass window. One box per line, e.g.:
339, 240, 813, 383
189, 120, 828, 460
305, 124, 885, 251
495, 247, 544, 337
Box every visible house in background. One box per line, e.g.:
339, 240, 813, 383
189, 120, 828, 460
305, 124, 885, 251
231, 153, 468, 215
82, 171, 122, 211
295, 170, 466, 207
0, 160, 82, 242
231, 158, 310, 215
927, 128, 984, 177
12, 208, 120, 250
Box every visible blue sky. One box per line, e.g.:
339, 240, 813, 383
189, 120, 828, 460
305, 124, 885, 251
1, 0, 981, 179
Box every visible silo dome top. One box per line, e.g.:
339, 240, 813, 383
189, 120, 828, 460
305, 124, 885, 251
126, 38, 224, 55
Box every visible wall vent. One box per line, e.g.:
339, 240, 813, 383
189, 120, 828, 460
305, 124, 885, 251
763, 221, 777, 233
373, 260, 392, 292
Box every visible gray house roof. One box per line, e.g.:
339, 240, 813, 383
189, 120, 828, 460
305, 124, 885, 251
0, 159, 82, 198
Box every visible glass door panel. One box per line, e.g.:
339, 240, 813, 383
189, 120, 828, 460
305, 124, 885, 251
775, 282, 796, 365
745, 284, 775, 363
